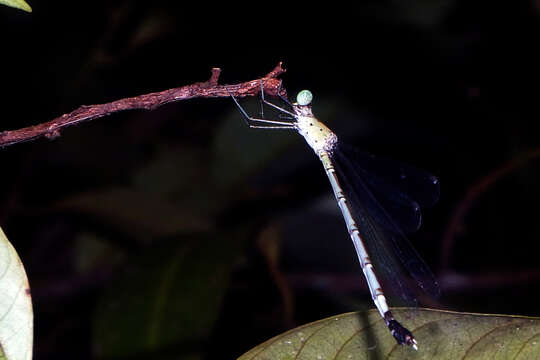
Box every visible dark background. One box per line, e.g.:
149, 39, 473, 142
1, 1, 540, 359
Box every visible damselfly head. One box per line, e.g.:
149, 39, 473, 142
296, 90, 313, 106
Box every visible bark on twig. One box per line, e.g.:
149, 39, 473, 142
0, 62, 287, 147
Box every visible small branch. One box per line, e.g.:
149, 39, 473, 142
0, 62, 287, 147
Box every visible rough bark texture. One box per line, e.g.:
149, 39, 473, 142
0, 63, 287, 147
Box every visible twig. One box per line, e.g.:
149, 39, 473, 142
0, 62, 287, 147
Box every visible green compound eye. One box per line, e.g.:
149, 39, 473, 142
296, 90, 313, 106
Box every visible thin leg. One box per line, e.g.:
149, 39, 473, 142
259, 81, 297, 118
276, 82, 294, 108
247, 125, 297, 130
259, 92, 265, 119
228, 88, 296, 129
278, 114, 295, 120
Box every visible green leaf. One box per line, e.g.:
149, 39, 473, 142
94, 232, 247, 358
0, 0, 32, 12
238, 308, 540, 359
0, 227, 33, 360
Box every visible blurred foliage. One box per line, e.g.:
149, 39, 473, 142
93, 232, 247, 359
1, 1, 540, 359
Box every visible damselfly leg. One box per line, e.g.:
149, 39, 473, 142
229, 84, 439, 350
227, 85, 296, 129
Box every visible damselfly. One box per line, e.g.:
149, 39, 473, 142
228, 84, 440, 349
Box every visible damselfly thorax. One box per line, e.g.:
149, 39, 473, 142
228, 83, 440, 350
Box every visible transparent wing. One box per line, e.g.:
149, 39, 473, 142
331, 143, 440, 301
333, 143, 440, 233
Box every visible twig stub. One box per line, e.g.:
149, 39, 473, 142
0, 62, 287, 148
